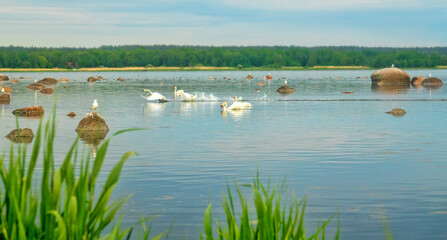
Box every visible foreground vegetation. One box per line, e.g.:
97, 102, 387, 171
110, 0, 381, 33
0, 45, 447, 70
0, 113, 339, 239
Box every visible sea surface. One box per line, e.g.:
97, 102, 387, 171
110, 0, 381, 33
1, 70, 447, 239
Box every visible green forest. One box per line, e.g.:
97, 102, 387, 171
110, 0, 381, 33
1, 45, 447, 69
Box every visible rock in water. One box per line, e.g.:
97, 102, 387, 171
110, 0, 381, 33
371, 68, 410, 86
38, 77, 58, 85
87, 76, 100, 82
67, 112, 76, 117
12, 106, 44, 117
386, 108, 406, 117
0, 94, 10, 104
0, 75, 9, 81
277, 83, 296, 94
27, 82, 45, 90
40, 88, 54, 94
422, 77, 443, 88
5, 128, 34, 143
2, 86, 12, 94
60, 78, 69, 82
411, 76, 425, 87
76, 112, 109, 140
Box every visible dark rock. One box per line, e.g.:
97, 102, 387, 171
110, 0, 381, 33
0, 94, 10, 104
245, 74, 253, 79
76, 112, 109, 141
27, 82, 45, 90
277, 81, 295, 94
371, 68, 410, 86
0, 75, 9, 81
67, 112, 76, 117
422, 77, 443, 88
76, 112, 109, 131
38, 77, 58, 85
386, 108, 406, 117
88, 76, 100, 82
40, 88, 54, 94
5, 128, 34, 143
411, 76, 424, 87
117, 77, 125, 81
12, 106, 44, 117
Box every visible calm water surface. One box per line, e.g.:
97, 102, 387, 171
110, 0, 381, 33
1, 70, 447, 239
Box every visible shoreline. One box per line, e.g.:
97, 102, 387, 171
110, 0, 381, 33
0, 66, 445, 72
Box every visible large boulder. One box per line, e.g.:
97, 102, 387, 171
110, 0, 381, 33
12, 106, 44, 117
76, 112, 109, 140
38, 77, 58, 85
422, 77, 443, 88
5, 128, 34, 143
0, 75, 9, 81
371, 68, 410, 86
27, 82, 45, 90
0, 94, 10, 104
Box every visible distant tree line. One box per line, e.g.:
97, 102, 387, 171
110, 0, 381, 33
0, 45, 446, 69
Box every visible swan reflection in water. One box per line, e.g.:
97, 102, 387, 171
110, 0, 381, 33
142, 102, 167, 117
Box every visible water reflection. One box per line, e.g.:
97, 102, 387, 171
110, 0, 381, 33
78, 131, 108, 157
371, 84, 410, 94
142, 102, 167, 117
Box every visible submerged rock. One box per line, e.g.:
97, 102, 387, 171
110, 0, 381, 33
371, 68, 410, 86
67, 112, 76, 117
0, 75, 9, 81
38, 77, 58, 85
0, 94, 10, 104
5, 128, 34, 143
12, 106, 44, 117
10, 79, 19, 83
386, 108, 406, 117
40, 88, 54, 94
245, 74, 253, 79
371, 84, 410, 94
27, 82, 45, 90
117, 77, 125, 81
60, 78, 69, 82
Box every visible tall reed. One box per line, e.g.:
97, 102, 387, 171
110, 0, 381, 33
0, 110, 162, 239
202, 174, 339, 240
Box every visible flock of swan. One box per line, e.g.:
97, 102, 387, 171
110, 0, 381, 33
140, 86, 254, 112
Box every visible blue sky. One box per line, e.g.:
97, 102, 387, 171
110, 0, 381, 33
0, 0, 446, 47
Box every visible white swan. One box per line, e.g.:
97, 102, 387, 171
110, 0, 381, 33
177, 90, 197, 101
1, 87, 4, 94
90, 99, 98, 111
142, 89, 168, 102
221, 97, 253, 111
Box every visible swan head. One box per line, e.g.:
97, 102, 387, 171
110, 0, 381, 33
221, 102, 228, 109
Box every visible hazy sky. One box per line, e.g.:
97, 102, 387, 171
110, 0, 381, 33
0, 0, 446, 47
